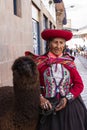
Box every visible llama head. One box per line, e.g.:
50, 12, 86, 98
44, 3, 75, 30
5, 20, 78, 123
11, 56, 40, 93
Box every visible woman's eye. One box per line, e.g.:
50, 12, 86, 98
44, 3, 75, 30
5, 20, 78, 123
60, 41, 64, 44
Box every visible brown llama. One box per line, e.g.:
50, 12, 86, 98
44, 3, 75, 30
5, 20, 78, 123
0, 56, 40, 130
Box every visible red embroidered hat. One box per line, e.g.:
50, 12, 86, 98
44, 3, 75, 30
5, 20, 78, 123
41, 29, 73, 41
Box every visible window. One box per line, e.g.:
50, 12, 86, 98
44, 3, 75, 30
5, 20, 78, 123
43, 15, 48, 29
49, 21, 52, 29
13, 0, 22, 17
32, 19, 40, 55
43, 15, 48, 53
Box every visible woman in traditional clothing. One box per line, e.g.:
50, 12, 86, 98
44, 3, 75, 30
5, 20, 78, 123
25, 29, 87, 130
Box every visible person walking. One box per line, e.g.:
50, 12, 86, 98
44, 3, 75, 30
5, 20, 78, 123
70, 48, 73, 56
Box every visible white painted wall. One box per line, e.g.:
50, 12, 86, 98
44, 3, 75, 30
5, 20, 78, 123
41, 0, 56, 22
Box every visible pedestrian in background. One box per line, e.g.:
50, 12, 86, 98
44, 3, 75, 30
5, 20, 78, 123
64, 45, 70, 54
70, 48, 73, 56
25, 29, 87, 130
73, 48, 77, 56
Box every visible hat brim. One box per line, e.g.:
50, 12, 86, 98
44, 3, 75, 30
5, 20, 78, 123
41, 29, 73, 41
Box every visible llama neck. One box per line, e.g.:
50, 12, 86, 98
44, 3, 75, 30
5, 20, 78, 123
14, 86, 40, 120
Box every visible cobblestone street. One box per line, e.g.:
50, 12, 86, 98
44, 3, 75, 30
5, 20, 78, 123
75, 55, 87, 108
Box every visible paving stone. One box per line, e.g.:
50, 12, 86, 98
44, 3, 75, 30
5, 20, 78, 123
75, 55, 87, 108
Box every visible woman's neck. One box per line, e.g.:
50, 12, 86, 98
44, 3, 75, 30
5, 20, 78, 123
48, 52, 63, 58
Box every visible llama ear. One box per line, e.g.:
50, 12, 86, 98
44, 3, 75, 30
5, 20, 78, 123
25, 51, 30, 56
25, 51, 38, 59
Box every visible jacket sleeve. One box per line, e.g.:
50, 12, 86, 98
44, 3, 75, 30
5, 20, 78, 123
65, 67, 84, 101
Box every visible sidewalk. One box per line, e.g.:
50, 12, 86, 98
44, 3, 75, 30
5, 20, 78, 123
75, 55, 87, 108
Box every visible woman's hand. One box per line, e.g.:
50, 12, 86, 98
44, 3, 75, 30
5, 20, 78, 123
40, 96, 52, 110
55, 97, 67, 111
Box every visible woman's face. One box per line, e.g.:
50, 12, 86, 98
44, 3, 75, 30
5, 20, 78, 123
49, 38, 66, 56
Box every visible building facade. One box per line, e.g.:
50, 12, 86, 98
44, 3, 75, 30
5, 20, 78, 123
0, 0, 56, 87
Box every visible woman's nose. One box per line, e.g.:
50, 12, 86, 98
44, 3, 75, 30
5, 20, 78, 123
56, 43, 61, 48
